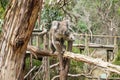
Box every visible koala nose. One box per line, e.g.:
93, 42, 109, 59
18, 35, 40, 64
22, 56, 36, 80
71, 36, 75, 41
69, 33, 75, 41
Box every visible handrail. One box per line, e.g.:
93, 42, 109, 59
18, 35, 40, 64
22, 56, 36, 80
74, 33, 120, 38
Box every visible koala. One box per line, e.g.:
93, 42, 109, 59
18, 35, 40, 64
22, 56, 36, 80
49, 20, 75, 54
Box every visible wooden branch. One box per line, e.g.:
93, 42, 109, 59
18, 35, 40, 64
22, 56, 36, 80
51, 73, 98, 80
32, 64, 43, 80
51, 75, 60, 80
64, 52, 120, 74
68, 73, 98, 79
32, 28, 47, 36
50, 62, 59, 69
27, 45, 120, 74
27, 45, 57, 56
24, 66, 36, 79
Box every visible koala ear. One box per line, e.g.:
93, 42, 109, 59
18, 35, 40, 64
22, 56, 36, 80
65, 20, 70, 28
57, 22, 60, 29
51, 21, 60, 32
52, 21, 58, 27
51, 21, 60, 29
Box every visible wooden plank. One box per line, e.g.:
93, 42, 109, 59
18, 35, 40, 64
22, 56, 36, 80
73, 43, 114, 49
74, 33, 120, 38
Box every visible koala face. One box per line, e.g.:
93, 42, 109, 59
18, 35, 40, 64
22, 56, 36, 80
60, 20, 75, 41
57, 21, 68, 35
64, 32, 75, 41
50, 20, 75, 41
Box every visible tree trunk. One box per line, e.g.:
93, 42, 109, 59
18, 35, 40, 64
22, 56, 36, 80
59, 41, 73, 80
0, 0, 43, 80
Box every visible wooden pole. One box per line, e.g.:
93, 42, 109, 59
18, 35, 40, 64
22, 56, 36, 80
43, 34, 50, 80
114, 36, 117, 53
84, 33, 89, 55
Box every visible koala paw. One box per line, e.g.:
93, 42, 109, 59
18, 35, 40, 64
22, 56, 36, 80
50, 51, 55, 54
60, 50, 65, 55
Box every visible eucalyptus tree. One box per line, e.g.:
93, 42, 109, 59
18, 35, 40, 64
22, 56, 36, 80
0, 0, 43, 80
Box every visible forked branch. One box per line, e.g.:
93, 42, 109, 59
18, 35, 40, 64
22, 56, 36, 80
27, 45, 120, 74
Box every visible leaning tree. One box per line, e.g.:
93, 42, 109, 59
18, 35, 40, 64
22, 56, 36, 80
0, 0, 43, 80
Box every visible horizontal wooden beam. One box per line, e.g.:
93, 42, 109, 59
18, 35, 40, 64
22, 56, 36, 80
73, 43, 114, 50
74, 33, 120, 38
31, 31, 120, 38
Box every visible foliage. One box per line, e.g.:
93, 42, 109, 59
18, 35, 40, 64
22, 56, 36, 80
25, 57, 42, 71
77, 20, 88, 33
113, 50, 120, 65
111, 50, 120, 77
0, 7, 4, 19
0, 0, 8, 9
0, 0, 8, 31
117, 8, 120, 15
41, 3, 64, 30
0, 0, 8, 18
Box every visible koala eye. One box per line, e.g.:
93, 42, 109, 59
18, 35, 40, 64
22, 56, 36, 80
64, 31, 70, 36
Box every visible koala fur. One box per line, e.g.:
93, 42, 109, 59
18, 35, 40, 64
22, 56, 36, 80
49, 20, 75, 53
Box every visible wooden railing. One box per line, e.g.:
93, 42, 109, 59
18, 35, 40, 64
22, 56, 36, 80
30, 31, 120, 53
73, 33, 120, 53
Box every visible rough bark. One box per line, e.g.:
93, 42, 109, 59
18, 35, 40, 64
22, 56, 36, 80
42, 34, 50, 80
0, 0, 43, 80
56, 43, 65, 80
59, 41, 72, 80
27, 45, 120, 75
